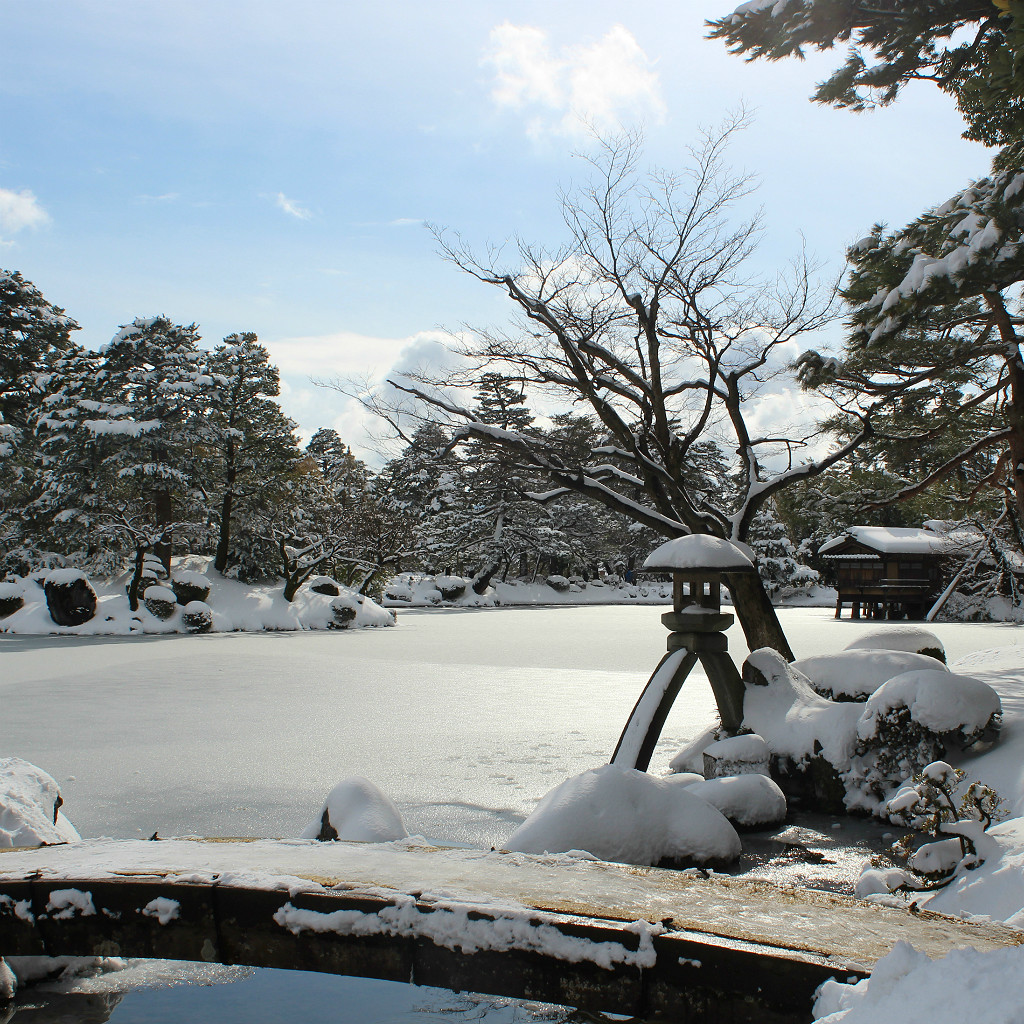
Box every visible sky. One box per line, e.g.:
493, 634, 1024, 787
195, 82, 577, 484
1, 0, 992, 457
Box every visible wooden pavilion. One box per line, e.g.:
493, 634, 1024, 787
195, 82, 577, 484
819, 526, 953, 620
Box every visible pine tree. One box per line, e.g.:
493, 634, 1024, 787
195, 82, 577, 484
206, 335, 302, 574
305, 428, 367, 508
748, 503, 819, 598
707, 0, 1024, 146
95, 317, 214, 570
0, 269, 78, 431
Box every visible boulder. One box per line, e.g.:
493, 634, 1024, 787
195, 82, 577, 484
43, 570, 97, 627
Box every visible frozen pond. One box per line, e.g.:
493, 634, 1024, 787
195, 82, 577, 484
3, 605, 1023, 847
3, 605, 1024, 1022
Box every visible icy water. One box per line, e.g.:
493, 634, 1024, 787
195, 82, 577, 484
3, 605, 1023, 1022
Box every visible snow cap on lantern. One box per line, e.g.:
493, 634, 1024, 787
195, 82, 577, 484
643, 535, 755, 629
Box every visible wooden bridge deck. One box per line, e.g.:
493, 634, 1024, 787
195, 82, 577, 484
1, 838, 1021, 1023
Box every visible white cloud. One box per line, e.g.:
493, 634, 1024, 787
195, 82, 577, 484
0, 187, 50, 243
389, 217, 424, 227
483, 23, 665, 138
274, 191, 312, 220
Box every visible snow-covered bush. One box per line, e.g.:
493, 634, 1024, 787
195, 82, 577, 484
504, 764, 742, 867
300, 777, 407, 842
793, 649, 948, 701
171, 570, 210, 605
0, 758, 80, 848
43, 569, 97, 626
858, 762, 1005, 895
846, 671, 1001, 806
845, 626, 946, 663
143, 585, 177, 620
307, 575, 340, 597
180, 600, 213, 634
545, 574, 570, 593
0, 581, 23, 618
384, 580, 412, 602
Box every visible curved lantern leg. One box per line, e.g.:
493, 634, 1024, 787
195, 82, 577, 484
611, 649, 699, 771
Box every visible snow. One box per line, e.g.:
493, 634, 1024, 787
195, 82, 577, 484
793, 649, 948, 700
859, 670, 1000, 738
170, 570, 209, 589
42, 568, 88, 586
141, 897, 181, 924
643, 535, 755, 571
0, 757, 80, 848
6, 606, 1024, 1016
504, 763, 742, 865
274, 894, 664, 970
739, 650, 862, 767
701, 733, 770, 764
819, 526, 955, 556
812, 942, 1024, 1024
299, 777, 408, 843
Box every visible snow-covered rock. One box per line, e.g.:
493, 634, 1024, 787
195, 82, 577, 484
504, 764, 741, 867
674, 774, 787, 828
300, 777, 408, 843
0, 758, 80, 848
793, 649, 948, 701
844, 626, 945, 662
702, 733, 771, 777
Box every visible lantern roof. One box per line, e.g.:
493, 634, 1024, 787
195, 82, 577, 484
643, 535, 755, 574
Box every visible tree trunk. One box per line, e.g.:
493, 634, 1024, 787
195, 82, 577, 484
153, 488, 173, 574
987, 294, 1024, 521
725, 570, 795, 662
126, 543, 147, 612
214, 443, 236, 575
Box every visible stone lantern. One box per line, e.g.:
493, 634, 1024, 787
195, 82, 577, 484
611, 536, 756, 772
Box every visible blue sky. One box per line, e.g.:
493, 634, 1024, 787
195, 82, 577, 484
1, 1, 990, 452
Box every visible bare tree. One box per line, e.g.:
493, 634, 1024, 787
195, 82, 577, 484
334, 120, 871, 656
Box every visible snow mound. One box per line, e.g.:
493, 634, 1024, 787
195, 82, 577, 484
504, 764, 741, 867
793, 649, 948, 701
812, 941, 1024, 1023
0, 758, 80, 848
643, 535, 754, 571
859, 670, 1001, 740
676, 775, 787, 828
741, 649, 862, 768
844, 626, 945, 661
143, 585, 176, 603
300, 777, 408, 843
